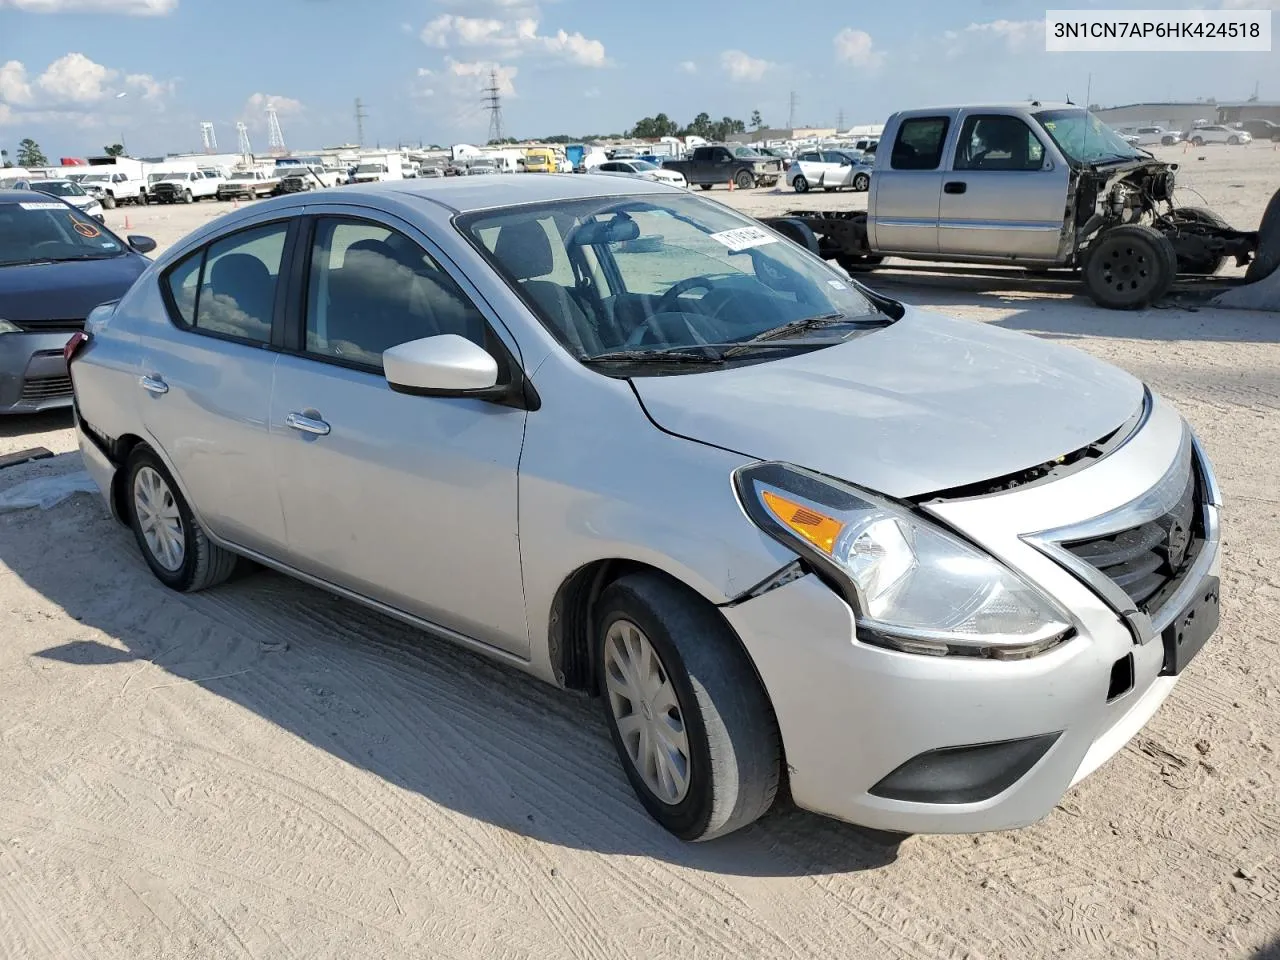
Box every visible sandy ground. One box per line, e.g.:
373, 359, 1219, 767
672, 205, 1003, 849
0, 150, 1278, 960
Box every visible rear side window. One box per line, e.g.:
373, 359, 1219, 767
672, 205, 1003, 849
161, 222, 287, 344
891, 117, 951, 170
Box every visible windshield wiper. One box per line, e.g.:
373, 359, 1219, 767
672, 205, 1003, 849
583, 347, 726, 364
740, 312, 888, 345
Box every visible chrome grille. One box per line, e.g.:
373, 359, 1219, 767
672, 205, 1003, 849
20, 375, 74, 402
1061, 460, 1201, 615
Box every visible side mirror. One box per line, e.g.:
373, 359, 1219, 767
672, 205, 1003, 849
128, 235, 157, 254
383, 334, 500, 397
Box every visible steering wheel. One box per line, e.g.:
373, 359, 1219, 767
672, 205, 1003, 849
656, 275, 716, 315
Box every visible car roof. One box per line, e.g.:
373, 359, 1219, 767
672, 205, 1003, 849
361, 173, 674, 214
894, 101, 1079, 115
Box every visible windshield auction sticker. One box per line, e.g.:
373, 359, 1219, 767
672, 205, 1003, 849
1045, 9, 1271, 51
73, 221, 102, 238
709, 226, 779, 252
18, 202, 66, 211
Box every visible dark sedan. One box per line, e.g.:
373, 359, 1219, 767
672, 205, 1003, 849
0, 190, 155, 414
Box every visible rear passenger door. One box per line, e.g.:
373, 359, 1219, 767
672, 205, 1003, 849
868, 115, 952, 254
268, 211, 530, 656
142, 217, 296, 556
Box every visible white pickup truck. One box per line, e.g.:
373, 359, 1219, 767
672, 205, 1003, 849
78, 169, 148, 208
272, 164, 345, 194
148, 169, 223, 204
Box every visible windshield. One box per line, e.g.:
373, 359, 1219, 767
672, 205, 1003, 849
0, 199, 126, 266
1034, 108, 1145, 164
82, 173, 112, 183
731, 146, 761, 158
149, 173, 179, 183
459, 193, 885, 373
32, 181, 85, 197
229, 173, 255, 181
355, 163, 385, 173
630, 160, 658, 171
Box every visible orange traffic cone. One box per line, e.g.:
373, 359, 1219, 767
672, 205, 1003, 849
123, 214, 132, 230
728, 176, 735, 192
233, 197, 239, 209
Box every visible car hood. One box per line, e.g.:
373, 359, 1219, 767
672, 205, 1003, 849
630, 306, 1144, 499
0, 255, 147, 323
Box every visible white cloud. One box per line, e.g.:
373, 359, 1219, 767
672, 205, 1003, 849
0, 103, 13, 126
0, 60, 33, 104
414, 67, 436, 99
125, 72, 174, 101
38, 52, 116, 102
678, 60, 697, 74
0, 0, 175, 13
447, 58, 518, 98
241, 92, 303, 128
833, 28, 885, 70
719, 50, 773, 82
947, 18, 1043, 53
583, 87, 600, 98
420, 14, 608, 66
1218, 0, 1280, 7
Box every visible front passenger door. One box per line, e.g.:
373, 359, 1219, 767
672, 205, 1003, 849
269, 214, 530, 656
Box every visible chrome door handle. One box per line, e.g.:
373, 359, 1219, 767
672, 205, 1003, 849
285, 412, 330, 436
139, 375, 168, 395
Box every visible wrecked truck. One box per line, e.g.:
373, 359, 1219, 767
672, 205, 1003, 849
769, 103, 1280, 309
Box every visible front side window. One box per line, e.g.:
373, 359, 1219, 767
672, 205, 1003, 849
954, 115, 1045, 171
891, 117, 950, 170
304, 218, 488, 370
460, 194, 884, 368
162, 223, 286, 343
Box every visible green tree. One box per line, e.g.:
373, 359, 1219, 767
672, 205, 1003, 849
1, 148, 9, 168
629, 113, 679, 139
103, 143, 126, 157
750, 110, 762, 129
16, 138, 48, 167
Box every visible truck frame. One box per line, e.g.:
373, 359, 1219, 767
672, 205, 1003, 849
770, 102, 1279, 309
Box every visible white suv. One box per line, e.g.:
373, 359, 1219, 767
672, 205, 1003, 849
1186, 125, 1252, 146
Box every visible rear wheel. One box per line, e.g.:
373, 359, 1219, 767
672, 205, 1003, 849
102, 193, 117, 210
126, 447, 240, 593
1083, 224, 1177, 309
734, 170, 754, 190
852, 172, 870, 192
699, 183, 713, 191
183, 189, 194, 204
792, 175, 809, 193
596, 573, 781, 841
1245, 187, 1280, 282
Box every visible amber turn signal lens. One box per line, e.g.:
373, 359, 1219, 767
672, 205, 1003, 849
760, 489, 845, 555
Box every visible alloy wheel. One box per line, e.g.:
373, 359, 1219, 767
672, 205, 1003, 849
133, 466, 185, 571
603, 619, 691, 805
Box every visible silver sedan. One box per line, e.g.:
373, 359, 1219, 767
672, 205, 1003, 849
69, 175, 1222, 841
788, 149, 872, 193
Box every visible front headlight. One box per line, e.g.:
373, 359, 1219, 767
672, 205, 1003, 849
735, 462, 1073, 659
0, 318, 21, 335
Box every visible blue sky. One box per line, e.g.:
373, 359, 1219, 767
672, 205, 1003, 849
0, 0, 1276, 158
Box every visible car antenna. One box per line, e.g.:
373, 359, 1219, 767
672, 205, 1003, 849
1081, 72, 1093, 158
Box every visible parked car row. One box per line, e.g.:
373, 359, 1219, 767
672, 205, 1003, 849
0, 176, 106, 221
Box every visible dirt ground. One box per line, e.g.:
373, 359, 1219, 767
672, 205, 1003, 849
1, 147, 1278, 960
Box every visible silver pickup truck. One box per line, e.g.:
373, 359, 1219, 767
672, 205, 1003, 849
774, 102, 1279, 309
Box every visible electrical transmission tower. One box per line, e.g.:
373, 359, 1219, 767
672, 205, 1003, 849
355, 98, 368, 147
836, 108, 845, 131
236, 122, 253, 161
266, 105, 287, 155
483, 70, 504, 143
200, 121, 217, 153
787, 90, 798, 130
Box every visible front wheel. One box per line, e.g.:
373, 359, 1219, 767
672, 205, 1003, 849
102, 193, 117, 210
183, 189, 194, 204
852, 172, 870, 192
792, 175, 809, 193
1228, 135, 1241, 146
699, 183, 713, 191
596, 573, 780, 842
126, 447, 240, 593
1083, 224, 1177, 309
1191, 136, 1205, 146
734, 170, 754, 190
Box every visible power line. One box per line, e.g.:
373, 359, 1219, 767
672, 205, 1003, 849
483, 70, 504, 143
200, 121, 217, 153
355, 98, 368, 147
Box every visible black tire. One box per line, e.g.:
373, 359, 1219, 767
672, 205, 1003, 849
768, 217, 820, 255
102, 193, 117, 210
792, 175, 809, 193
823, 187, 836, 193
1246, 187, 1280, 282
1228, 136, 1240, 146
853, 172, 870, 192
1162, 136, 1176, 146
1083, 224, 1177, 309
1168, 206, 1230, 275
836, 253, 884, 270
1191, 136, 1205, 147
595, 573, 780, 842
699, 183, 713, 191
183, 189, 194, 204
734, 170, 754, 190
137, 192, 148, 206
125, 446, 240, 593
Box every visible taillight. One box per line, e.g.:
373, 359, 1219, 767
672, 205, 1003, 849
64, 331, 91, 365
